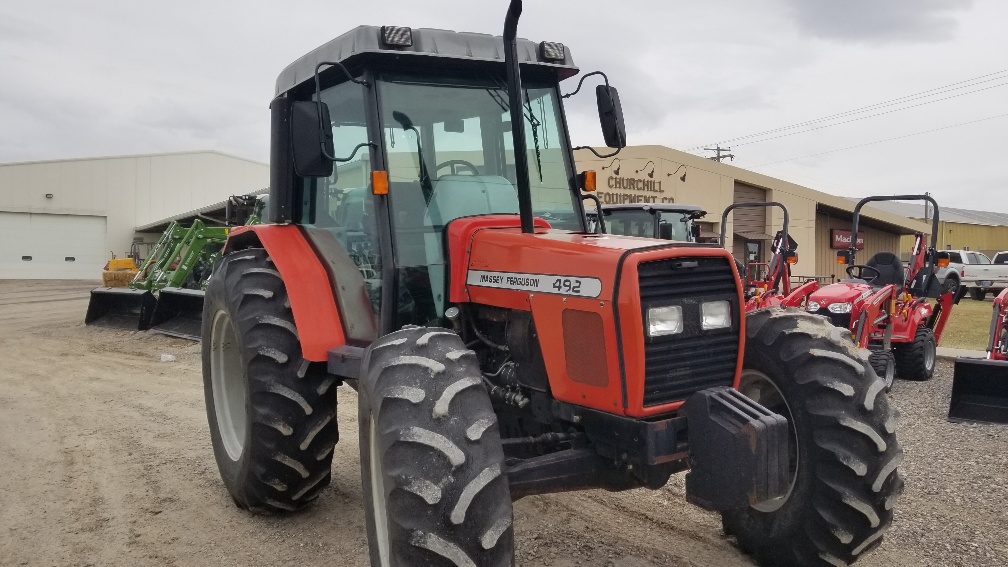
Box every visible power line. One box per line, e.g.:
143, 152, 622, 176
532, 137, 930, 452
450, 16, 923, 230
688, 68, 1008, 150
732, 80, 1008, 147
748, 112, 1008, 168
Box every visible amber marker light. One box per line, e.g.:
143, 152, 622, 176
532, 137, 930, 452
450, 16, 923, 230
581, 170, 597, 192
372, 170, 389, 195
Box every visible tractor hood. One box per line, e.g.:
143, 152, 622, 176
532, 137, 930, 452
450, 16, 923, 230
807, 281, 873, 315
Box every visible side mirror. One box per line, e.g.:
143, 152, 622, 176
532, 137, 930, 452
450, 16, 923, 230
596, 85, 626, 148
291, 101, 335, 178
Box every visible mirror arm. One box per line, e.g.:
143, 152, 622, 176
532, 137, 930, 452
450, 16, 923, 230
331, 142, 377, 163
573, 145, 621, 159
312, 61, 371, 162
562, 70, 611, 99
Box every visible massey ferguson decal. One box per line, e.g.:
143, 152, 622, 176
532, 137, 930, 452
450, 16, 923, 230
467, 270, 603, 298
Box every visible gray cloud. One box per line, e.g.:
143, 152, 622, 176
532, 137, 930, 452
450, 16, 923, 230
782, 0, 975, 43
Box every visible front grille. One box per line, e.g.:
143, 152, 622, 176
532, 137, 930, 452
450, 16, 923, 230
638, 257, 739, 407
825, 312, 851, 329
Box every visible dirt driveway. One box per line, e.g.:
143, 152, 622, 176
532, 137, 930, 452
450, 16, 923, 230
1, 280, 1006, 566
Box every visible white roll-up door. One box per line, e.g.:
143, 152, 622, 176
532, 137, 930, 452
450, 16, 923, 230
0, 213, 107, 279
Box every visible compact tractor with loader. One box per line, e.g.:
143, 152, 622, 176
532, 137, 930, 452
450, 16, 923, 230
949, 287, 1008, 423
201, 3, 901, 566
805, 195, 964, 389
719, 201, 819, 312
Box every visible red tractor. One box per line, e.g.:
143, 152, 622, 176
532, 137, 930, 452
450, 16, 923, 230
949, 287, 1008, 423
719, 202, 819, 311
805, 195, 963, 389
200, 3, 901, 565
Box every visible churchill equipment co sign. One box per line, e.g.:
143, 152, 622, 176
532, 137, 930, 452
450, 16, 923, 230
831, 229, 865, 250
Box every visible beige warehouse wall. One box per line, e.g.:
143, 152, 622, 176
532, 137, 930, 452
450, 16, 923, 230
815, 214, 902, 280
0, 151, 268, 262
900, 221, 1008, 258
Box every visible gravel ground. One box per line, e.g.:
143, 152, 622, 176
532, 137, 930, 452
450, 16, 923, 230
1, 280, 1006, 566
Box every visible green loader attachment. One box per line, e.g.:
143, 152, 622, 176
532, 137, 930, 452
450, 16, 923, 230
150, 195, 264, 339
85, 195, 263, 334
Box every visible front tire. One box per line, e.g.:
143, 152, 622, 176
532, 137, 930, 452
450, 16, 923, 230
722, 308, 903, 567
893, 327, 936, 382
869, 350, 896, 391
359, 326, 514, 567
202, 248, 339, 512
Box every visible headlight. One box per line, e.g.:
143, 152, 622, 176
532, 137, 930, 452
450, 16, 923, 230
807, 301, 820, 312
701, 300, 732, 330
828, 302, 852, 314
648, 305, 683, 337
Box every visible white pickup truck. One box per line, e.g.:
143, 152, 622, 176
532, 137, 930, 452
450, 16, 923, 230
946, 249, 1008, 300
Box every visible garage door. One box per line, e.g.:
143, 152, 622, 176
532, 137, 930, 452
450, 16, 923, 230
0, 213, 107, 279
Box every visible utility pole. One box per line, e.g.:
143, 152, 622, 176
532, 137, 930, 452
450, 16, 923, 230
704, 146, 735, 162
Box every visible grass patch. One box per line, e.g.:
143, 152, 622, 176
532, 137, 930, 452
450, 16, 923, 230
939, 297, 995, 351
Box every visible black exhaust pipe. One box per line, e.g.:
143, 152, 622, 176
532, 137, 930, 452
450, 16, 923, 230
504, 0, 534, 234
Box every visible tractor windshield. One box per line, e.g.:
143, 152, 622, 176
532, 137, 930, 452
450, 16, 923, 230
379, 74, 577, 252
603, 209, 656, 238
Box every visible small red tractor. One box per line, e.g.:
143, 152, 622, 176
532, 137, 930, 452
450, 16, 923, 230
719, 202, 819, 311
805, 195, 964, 389
200, 3, 901, 565
949, 287, 1008, 423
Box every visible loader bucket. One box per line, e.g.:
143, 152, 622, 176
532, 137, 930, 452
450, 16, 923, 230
149, 287, 206, 340
84, 287, 157, 330
948, 357, 1008, 424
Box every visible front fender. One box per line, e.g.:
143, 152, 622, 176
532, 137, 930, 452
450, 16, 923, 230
223, 225, 345, 361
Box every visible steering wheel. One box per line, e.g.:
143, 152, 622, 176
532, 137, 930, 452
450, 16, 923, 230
434, 159, 481, 176
846, 264, 880, 284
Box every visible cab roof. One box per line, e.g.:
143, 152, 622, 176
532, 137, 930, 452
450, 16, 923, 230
276, 25, 579, 96
603, 203, 708, 218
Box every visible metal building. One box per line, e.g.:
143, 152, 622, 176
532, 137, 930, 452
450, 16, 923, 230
0, 151, 268, 279
575, 145, 930, 282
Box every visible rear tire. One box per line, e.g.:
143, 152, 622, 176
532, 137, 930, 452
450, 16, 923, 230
869, 350, 896, 392
971, 288, 987, 301
893, 327, 936, 382
359, 326, 514, 567
202, 248, 339, 512
722, 308, 903, 567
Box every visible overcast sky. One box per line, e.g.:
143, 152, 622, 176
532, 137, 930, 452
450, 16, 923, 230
1, 0, 1005, 212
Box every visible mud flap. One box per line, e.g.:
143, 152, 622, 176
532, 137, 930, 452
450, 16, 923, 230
684, 386, 789, 511
949, 358, 1008, 424
149, 287, 205, 340
85, 287, 156, 330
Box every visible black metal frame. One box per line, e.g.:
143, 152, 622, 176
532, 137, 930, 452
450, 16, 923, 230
719, 201, 791, 293
848, 195, 941, 295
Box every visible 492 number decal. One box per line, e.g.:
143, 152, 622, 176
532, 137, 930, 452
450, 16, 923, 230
467, 270, 602, 298
552, 278, 582, 294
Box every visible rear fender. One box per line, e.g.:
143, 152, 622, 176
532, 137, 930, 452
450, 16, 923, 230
223, 225, 345, 361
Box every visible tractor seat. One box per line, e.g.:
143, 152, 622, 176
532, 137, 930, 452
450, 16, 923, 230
866, 252, 904, 288
424, 175, 519, 227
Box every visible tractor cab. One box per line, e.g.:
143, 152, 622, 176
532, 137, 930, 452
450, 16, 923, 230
257, 25, 618, 335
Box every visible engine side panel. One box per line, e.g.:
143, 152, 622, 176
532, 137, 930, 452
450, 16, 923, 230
224, 225, 345, 361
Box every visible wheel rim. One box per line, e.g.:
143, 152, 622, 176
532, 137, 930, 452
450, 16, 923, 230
924, 337, 936, 372
884, 357, 895, 389
210, 309, 247, 461
738, 369, 799, 513
369, 414, 391, 567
